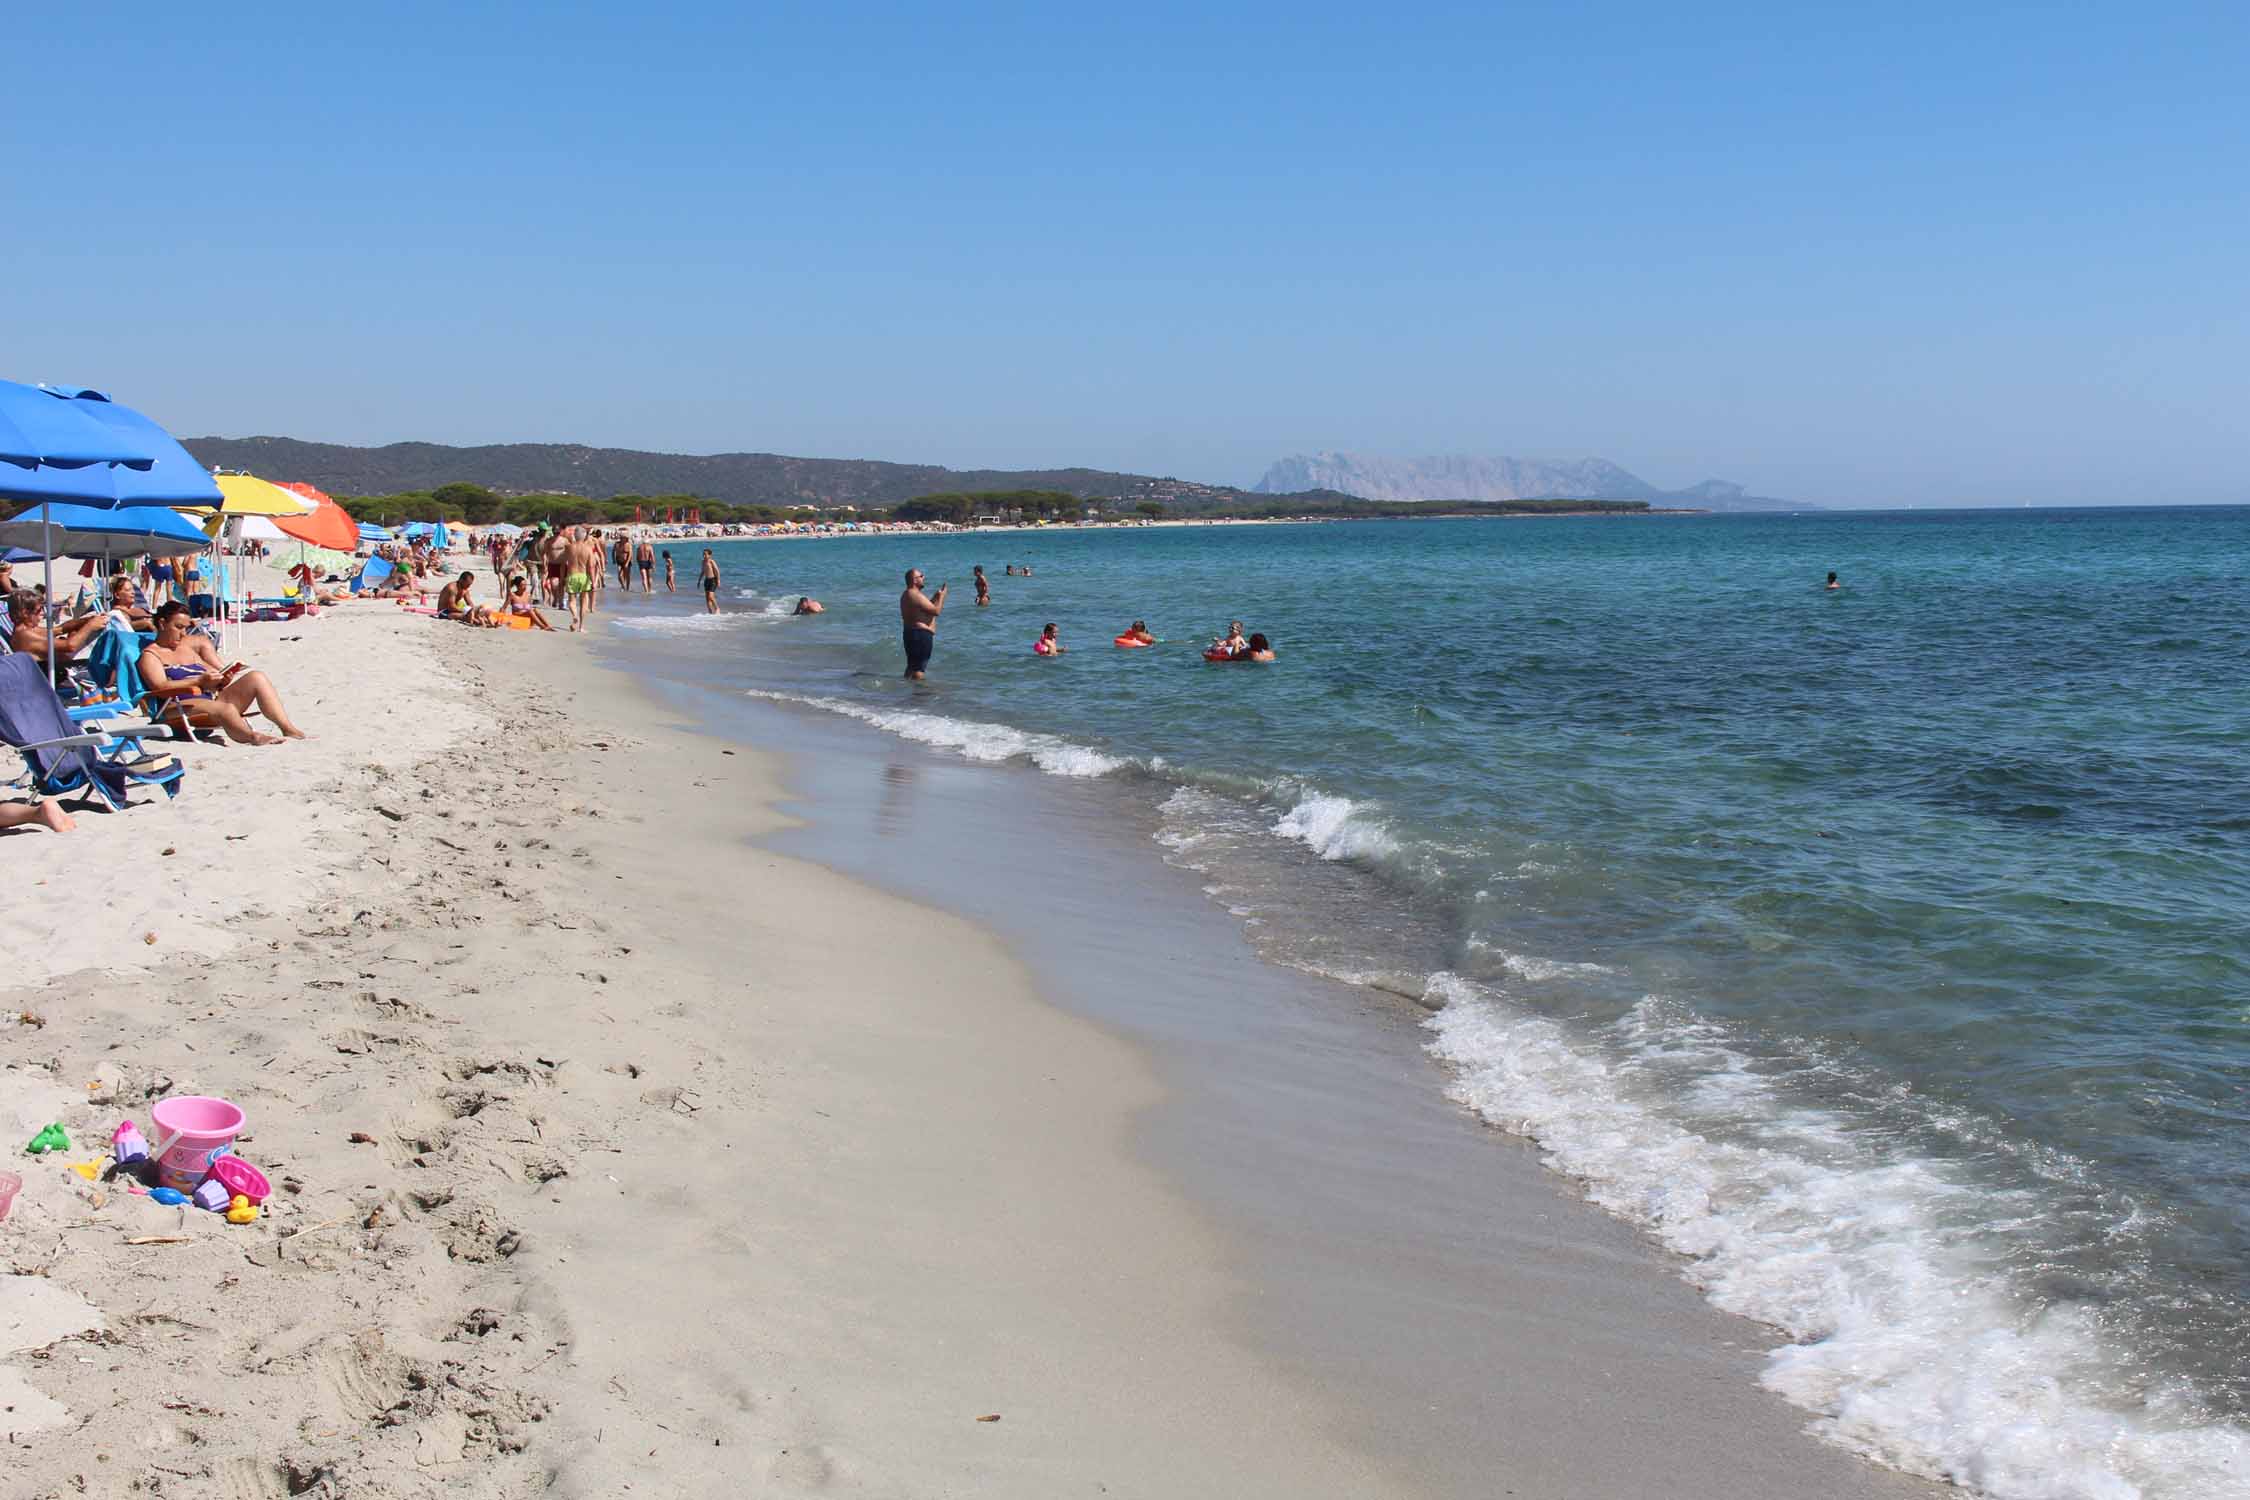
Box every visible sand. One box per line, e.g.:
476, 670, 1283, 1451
0, 580, 1402, 1496
2, 569, 1943, 1499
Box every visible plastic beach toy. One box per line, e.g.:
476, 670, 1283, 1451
147, 1187, 189, 1206
112, 1122, 149, 1167
24, 1124, 68, 1155
206, 1154, 270, 1206
0, 1170, 19, 1221
225, 1195, 258, 1225
191, 1179, 230, 1211
148, 1096, 245, 1192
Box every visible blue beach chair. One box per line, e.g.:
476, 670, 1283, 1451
0, 654, 183, 810
75, 619, 180, 748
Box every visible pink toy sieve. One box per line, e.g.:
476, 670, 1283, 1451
206, 1154, 270, 1205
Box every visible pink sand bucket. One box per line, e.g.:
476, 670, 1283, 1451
148, 1096, 245, 1192
0, 1170, 20, 1221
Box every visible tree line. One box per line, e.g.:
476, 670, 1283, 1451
340, 482, 1657, 529
345, 484, 857, 527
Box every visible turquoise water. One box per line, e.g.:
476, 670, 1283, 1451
607, 509, 2249, 1497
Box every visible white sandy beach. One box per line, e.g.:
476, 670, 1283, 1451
3, 572, 1943, 1499
1, 583, 1409, 1496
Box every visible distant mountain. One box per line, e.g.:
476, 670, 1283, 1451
1253, 452, 1804, 511
179, 436, 1177, 508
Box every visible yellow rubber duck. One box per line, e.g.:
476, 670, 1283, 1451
225, 1194, 258, 1225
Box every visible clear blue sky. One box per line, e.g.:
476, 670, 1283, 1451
9, 4, 2245, 505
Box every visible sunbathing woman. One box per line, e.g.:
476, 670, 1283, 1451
503, 574, 558, 630
138, 601, 310, 744
6, 589, 108, 682
285, 563, 351, 607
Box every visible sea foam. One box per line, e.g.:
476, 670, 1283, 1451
1271, 791, 1400, 862
746, 691, 1126, 778
1421, 973, 2250, 1500
608, 611, 756, 635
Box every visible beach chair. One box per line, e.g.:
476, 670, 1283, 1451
0, 655, 183, 810
76, 620, 176, 738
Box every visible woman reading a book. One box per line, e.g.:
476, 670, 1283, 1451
138, 601, 311, 744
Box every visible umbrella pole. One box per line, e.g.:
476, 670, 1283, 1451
42, 503, 54, 684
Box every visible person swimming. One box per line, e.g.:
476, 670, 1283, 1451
1211, 620, 1247, 656
1825, 571, 1841, 591
793, 596, 824, 615
1241, 632, 1276, 662
1119, 620, 1155, 644
1033, 622, 1066, 656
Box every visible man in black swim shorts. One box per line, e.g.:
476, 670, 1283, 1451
899, 567, 946, 680
699, 549, 720, 615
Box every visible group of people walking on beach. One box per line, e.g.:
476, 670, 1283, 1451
475, 525, 729, 632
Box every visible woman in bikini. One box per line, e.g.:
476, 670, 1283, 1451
504, 574, 558, 631
137, 601, 310, 744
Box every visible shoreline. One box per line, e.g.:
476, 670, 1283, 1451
6, 572, 1941, 1498
605, 623, 1946, 1500
0, 587, 1402, 1496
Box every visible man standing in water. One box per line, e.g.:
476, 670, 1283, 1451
636, 534, 656, 592
900, 567, 946, 680
974, 564, 990, 606
698, 548, 721, 614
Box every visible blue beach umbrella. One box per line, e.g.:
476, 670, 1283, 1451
0, 381, 220, 674
356, 521, 394, 545
0, 382, 220, 513
0, 379, 172, 467
0, 500, 210, 558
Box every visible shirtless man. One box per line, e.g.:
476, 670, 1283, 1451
636, 535, 656, 592
899, 567, 946, 680
435, 572, 499, 626
612, 533, 633, 591
542, 526, 572, 607
565, 527, 604, 632
698, 549, 720, 615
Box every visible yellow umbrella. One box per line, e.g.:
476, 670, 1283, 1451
205, 472, 318, 516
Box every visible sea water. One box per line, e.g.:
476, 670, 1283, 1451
603, 509, 2249, 1498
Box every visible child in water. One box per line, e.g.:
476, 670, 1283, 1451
1033, 622, 1066, 656
1211, 621, 1247, 656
